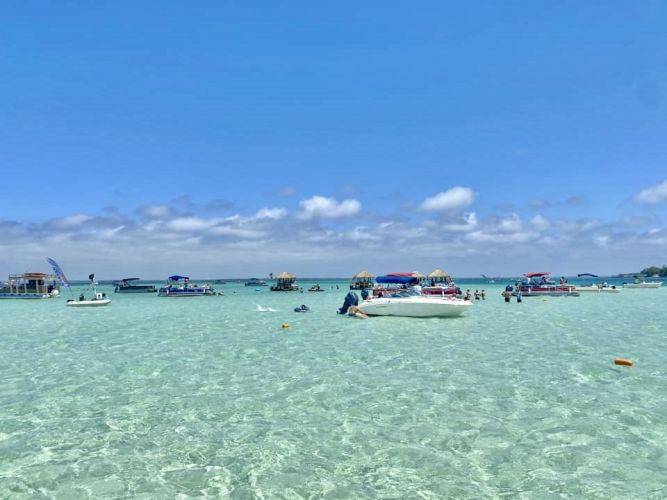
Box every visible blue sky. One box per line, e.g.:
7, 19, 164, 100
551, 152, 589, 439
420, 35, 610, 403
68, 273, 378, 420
1, 1, 666, 278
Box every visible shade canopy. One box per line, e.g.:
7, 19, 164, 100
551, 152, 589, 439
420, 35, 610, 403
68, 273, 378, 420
169, 275, 189, 281
577, 273, 598, 278
376, 275, 419, 285
276, 271, 296, 280
525, 272, 550, 278
428, 268, 450, 278
120, 277, 140, 282
353, 270, 374, 279
411, 271, 426, 278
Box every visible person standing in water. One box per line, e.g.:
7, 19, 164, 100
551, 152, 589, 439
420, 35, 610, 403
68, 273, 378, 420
502, 290, 511, 302
481, 289, 486, 300
516, 290, 523, 303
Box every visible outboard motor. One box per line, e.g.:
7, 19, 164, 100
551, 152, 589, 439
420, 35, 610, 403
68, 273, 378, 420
338, 292, 359, 314
360, 289, 369, 300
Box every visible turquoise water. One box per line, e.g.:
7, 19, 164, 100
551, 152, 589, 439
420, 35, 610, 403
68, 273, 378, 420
1, 279, 666, 497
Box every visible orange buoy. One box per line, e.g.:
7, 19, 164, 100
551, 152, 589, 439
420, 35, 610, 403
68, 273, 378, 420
281, 323, 290, 329
614, 358, 633, 367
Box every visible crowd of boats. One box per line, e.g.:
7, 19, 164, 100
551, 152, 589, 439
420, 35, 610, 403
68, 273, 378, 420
0, 259, 662, 316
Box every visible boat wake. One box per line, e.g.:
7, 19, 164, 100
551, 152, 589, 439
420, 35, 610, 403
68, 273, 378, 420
256, 305, 277, 312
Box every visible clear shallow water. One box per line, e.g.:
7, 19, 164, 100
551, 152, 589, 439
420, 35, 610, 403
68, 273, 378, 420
1, 279, 666, 498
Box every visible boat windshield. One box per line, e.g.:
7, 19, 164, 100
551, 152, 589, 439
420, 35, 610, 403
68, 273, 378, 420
385, 287, 421, 298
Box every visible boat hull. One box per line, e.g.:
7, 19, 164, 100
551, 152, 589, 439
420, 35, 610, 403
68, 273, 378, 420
513, 285, 578, 297
158, 290, 213, 297
421, 286, 459, 296
66, 299, 111, 307
513, 290, 580, 297
114, 287, 157, 293
623, 282, 662, 288
0, 293, 51, 299
357, 297, 471, 318
575, 285, 621, 293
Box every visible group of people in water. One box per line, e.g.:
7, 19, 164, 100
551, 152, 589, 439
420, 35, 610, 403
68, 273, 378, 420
463, 289, 486, 301
502, 288, 522, 303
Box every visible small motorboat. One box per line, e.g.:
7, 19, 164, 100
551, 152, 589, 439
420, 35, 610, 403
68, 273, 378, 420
294, 304, 310, 313
66, 273, 111, 307
623, 279, 662, 289
67, 292, 111, 307
575, 284, 621, 293
308, 284, 325, 292
245, 278, 267, 286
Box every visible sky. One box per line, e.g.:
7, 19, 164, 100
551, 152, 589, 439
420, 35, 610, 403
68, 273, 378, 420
1, 1, 667, 279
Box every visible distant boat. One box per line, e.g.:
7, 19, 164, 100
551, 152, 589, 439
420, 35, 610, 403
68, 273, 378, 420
350, 270, 374, 290
623, 278, 662, 289
158, 275, 218, 297
308, 284, 325, 292
245, 278, 267, 287
512, 272, 579, 297
114, 278, 157, 293
0, 272, 60, 299
270, 272, 300, 291
67, 292, 111, 307
482, 274, 500, 283
66, 273, 111, 307
575, 284, 620, 293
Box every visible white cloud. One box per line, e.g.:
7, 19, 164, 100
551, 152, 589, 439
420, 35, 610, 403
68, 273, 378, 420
297, 196, 361, 219
50, 214, 94, 228
443, 212, 478, 232
166, 217, 218, 232
530, 214, 550, 231
140, 204, 172, 219
255, 207, 287, 220
634, 180, 667, 204
346, 226, 381, 242
208, 226, 265, 239
466, 229, 538, 243
595, 235, 611, 247
498, 214, 523, 233
420, 187, 475, 212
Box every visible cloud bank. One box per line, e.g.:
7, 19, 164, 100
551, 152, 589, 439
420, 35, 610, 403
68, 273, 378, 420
0, 188, 665, 279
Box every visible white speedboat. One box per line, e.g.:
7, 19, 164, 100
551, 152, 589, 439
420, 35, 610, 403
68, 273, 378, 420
575, 284, 621, 293
66, 292, 111, 307
623, 280, 662, 289
357, 293, 471, 318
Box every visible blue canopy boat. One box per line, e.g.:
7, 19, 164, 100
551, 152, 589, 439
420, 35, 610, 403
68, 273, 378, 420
158, 275, 217, 297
